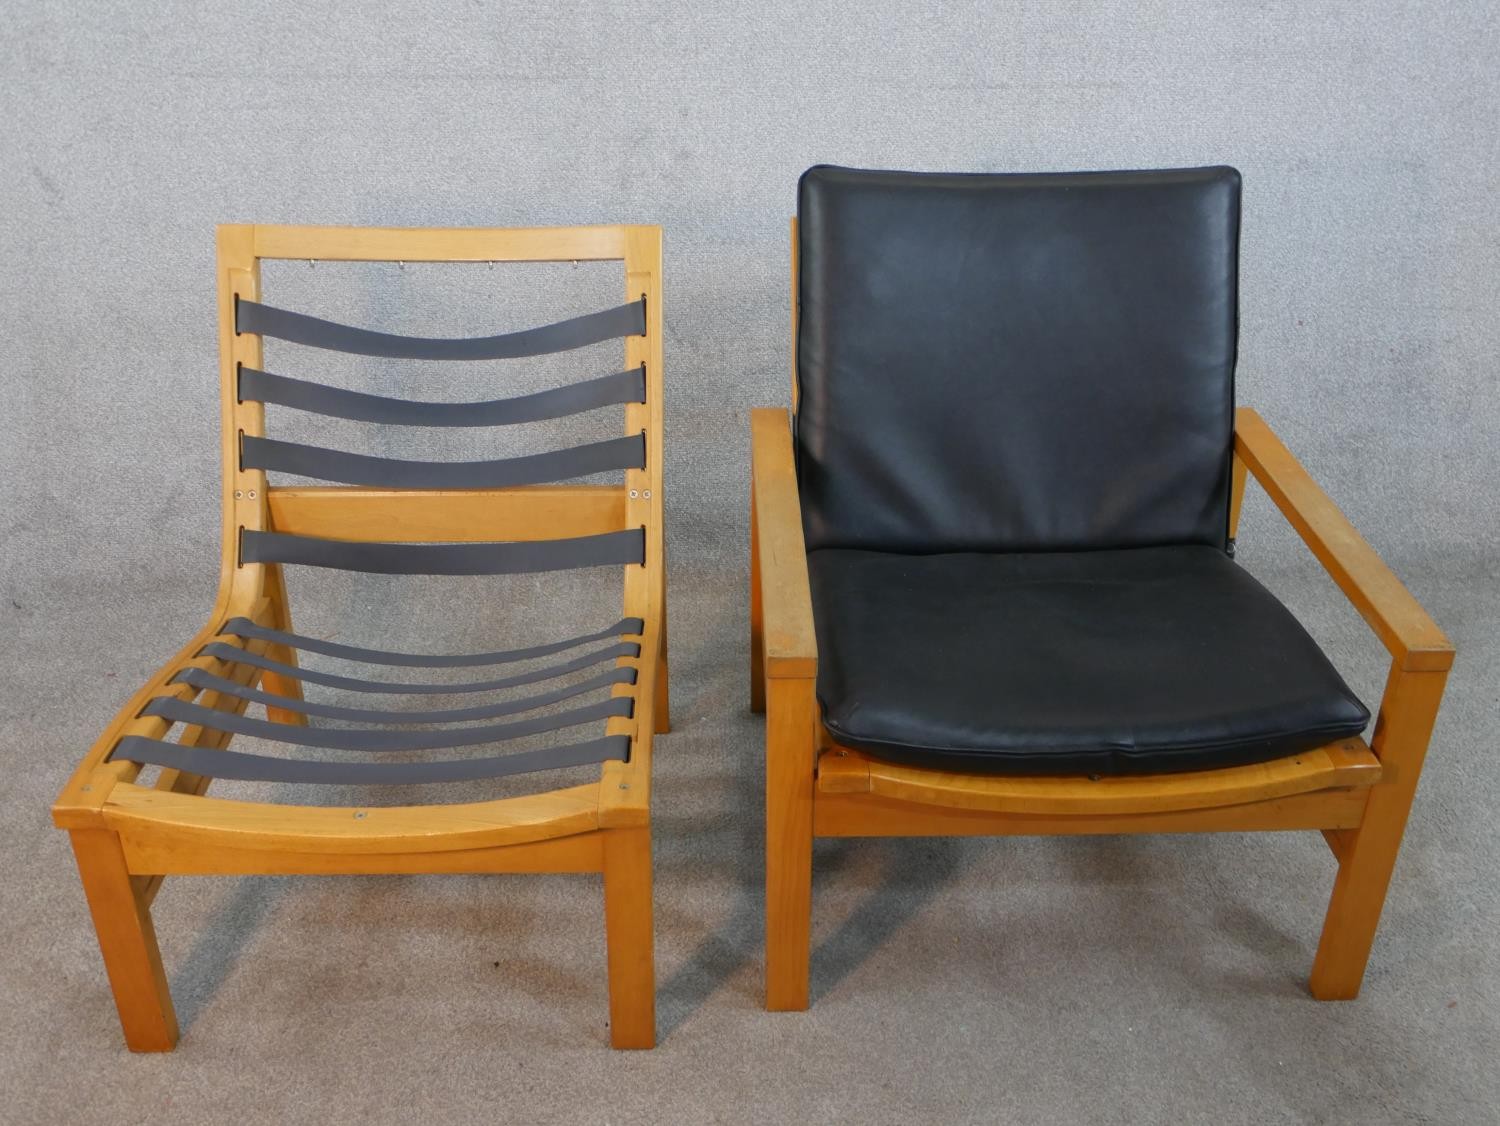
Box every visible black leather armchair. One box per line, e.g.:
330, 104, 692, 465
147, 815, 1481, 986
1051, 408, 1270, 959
750, 165, 1453, 1011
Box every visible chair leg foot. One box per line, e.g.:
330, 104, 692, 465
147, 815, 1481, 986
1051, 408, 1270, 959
765, 857, 811, 1011
70, 829, 178, 1052
765, 678, 814, 1010
603, 827, 655, 1049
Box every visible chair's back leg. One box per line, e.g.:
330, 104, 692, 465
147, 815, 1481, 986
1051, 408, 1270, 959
256, 563, 306, 725
653, 585, 671, 734
1310, 663, 1449, 999
69, 828, 178, 1051
602, 826, 655, 1048
749, 489, 766, 715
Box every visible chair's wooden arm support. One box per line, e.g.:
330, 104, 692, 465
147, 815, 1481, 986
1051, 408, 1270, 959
1234, 407, 1454, 672
750, 407, 817, 680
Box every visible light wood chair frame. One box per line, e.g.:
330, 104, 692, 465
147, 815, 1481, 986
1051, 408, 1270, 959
751, 220, 1454, 1011
53, 224, 668, 1050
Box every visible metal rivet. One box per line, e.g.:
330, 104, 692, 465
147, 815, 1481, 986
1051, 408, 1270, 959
353, 811, 367, 819
308, 258, 316, 268
397, 260, 405, 269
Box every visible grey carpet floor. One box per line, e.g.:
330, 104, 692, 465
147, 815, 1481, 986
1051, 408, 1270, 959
2, 500, 1496, 1126
4, 2, 1497, 1120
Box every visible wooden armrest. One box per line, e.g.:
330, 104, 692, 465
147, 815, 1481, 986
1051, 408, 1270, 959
750, 407, 817, 679
1234, 406, 1454, 672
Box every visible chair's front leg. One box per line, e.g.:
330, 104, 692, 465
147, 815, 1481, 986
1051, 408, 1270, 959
1310, 661, 1450, 999
765, 676, 817, 1010
749, 489, 766, 714
603, 825, 655, 1048
69, 828, 178, 1051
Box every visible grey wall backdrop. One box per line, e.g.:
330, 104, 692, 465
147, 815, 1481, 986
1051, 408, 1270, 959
2, 3, 1497, 1123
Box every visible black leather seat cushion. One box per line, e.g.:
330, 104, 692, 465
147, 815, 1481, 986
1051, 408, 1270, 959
796, 165, 1241, 555
808, 546, 1369, 775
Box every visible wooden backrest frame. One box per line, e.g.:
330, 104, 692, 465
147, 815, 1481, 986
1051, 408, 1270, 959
216, 223, 663, 618
218, 224, 665, 817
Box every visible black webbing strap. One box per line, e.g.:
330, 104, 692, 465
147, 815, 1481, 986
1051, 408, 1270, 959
112, 734, 630, 785
220, 615, 644, 667
240, 432, 645, 489
139, 695, 631, 752
197, 640, 640, 694
172, 665, 635, 724
238, 365, 646, 426
240, 527, 644, 575
236, 298, 645, 360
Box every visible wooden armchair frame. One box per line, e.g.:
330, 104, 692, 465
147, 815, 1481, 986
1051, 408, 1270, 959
53, 224, 667, 1050
751, 226, 1453, 1010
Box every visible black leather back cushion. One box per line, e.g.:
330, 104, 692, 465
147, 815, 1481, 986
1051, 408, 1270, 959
796, 165, 1241, 553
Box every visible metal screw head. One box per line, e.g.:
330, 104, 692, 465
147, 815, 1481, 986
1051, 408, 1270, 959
629, 489, 639, 499
247, 489, 256, 499
619, 783, 629, 791
353, 810, 367, 819
643, 490, 651, 499
234, 490, 242, 499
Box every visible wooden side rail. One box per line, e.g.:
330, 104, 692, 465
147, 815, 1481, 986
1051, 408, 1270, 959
52, 593, 278, 825
101, 783, 603, 856
817, 738, 1383, 816
598, 620, 662, 829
